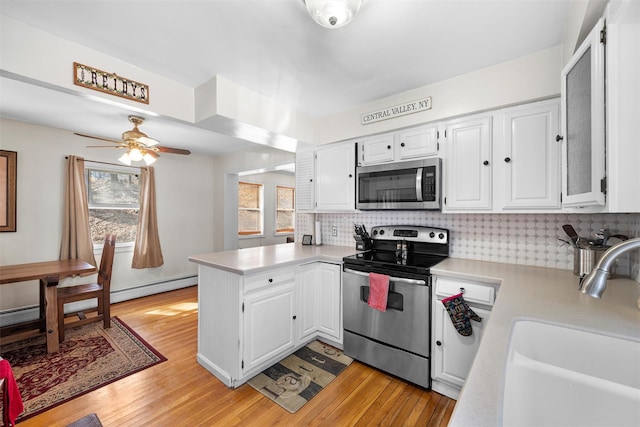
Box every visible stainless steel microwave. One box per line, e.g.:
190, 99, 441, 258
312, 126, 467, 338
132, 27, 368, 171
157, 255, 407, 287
356, 158, 442, 210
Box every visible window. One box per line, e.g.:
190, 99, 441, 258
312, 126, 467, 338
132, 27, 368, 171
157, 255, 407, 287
238, 182, 263, 235
86, 167, 140, 245
276, 186, 295, 233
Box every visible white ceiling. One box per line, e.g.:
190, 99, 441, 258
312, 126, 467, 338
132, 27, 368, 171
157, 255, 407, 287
0, 0, 571, 156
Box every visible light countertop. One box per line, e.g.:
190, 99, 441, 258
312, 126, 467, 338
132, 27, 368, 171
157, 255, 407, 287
432, 258, 640, 426
190, 245, 640, 425
189, 243, 358, 275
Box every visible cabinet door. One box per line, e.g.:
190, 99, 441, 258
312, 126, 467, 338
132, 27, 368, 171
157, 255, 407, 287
606, 0, 640, 212
397, 124, 438, 160
243, 281, 295, 372
561, 18, 606, 208
295, 149, 315, 211
315, 143, 356, 211
432, 303, 490, 388
317, 263, 342, 342
444, 116, 492, 210
359, 133, 395, 165
501, 100, 561, 209
295, 264, 320, 343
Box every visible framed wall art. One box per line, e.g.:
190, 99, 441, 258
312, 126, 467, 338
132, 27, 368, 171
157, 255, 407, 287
0, 150, 17, 232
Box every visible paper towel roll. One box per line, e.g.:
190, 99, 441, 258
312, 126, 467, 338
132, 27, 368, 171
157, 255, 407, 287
315, 221, 322, 245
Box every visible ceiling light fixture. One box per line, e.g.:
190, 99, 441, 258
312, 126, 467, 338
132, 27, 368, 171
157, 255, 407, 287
305, 0, 363, 28
118, 142, 158, 166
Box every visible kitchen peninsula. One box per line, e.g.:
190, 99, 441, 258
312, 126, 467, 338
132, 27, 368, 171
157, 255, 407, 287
188, 243, 357, 388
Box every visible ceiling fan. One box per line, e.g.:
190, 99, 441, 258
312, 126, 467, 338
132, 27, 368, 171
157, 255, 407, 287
75, 115, 191, 165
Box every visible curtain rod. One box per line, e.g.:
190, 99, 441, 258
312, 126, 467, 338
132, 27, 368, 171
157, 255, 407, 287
65, 156, 141, 170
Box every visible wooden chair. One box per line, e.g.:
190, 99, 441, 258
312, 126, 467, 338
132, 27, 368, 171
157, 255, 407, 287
57, 234, 116, 342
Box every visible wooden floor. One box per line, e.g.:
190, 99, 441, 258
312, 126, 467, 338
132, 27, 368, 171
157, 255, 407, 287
19, 286, 456, 426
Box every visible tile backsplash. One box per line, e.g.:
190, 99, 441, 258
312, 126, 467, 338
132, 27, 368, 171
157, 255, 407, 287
297, 212, 640, 282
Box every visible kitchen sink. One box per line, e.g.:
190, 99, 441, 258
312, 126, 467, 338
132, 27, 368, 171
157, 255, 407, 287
502, 320, 640, 427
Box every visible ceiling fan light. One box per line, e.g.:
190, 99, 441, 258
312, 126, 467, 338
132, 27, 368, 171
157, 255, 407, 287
129, 147, 143, 162
119, 152, 132, 165
143, 152, 157, 165
305, 0, 362, 29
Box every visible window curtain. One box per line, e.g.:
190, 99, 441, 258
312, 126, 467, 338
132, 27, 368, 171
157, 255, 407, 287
60, 155, 97, 266
132, 166, 164, 268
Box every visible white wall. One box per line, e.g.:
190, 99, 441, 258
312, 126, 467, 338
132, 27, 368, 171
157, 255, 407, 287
316, 45, 563, 144
237, 171, 295, 249
211, 147, 295, 251
0, 118, 216, 311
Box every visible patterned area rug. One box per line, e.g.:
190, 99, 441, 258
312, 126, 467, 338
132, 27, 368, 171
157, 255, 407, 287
0, 317, 166, 423
248, 341, 353, 413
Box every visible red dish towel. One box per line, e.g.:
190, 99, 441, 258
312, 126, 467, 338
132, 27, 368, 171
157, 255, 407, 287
0, 358, 24, 426
368, 272, 390, 312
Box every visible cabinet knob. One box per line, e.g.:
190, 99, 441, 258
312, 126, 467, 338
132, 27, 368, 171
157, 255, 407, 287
310, 179, 313, 182
349, 174, 353, 178
400, 142, 405, 147
555, 135, 564, 142
504, 157, 511, 163
436, 340, 442, 346
268, 278, 273, 283
483, 160, 489, 166
292, 315, 297, 320
387, 145, 391, 150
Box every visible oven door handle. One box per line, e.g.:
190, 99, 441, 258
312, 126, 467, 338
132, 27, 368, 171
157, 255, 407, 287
343, 268, 427, 285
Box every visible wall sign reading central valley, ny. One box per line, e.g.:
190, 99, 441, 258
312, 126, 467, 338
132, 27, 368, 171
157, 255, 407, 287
361, 97, 431, 125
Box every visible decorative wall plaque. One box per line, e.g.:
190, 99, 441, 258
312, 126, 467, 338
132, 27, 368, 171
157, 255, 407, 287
361, 97, 432, 125
73, 62, 149, 104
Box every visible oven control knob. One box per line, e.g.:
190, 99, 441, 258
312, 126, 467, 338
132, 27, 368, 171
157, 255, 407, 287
379, 229, 385, 235
429, 232, 435, 238
438, 233, 445, 239
436, 340, 442, 346
373, 230, 378, 236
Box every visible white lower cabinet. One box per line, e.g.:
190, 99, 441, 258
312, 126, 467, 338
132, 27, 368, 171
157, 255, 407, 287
196, 261, 343, 388
242, 280, 296, 373
431, 276, 496, 399
295, 262, 342, 344
317, 263, 342, 342
296, 263, 320, 342
432, 303, 490, 388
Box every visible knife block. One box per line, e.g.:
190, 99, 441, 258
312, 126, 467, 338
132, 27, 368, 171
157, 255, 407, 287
354, 235, 372, 251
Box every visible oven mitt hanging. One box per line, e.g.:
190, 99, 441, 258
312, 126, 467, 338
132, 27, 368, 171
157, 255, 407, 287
441, 293, 482, 336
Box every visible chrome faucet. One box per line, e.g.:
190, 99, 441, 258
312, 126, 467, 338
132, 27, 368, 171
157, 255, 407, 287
579, 237, 640, 298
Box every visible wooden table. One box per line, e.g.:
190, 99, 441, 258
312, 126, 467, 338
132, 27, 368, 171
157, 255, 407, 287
0, 259, 96, 353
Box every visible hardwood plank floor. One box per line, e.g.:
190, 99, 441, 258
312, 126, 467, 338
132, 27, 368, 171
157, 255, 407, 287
18, 286, 456, 426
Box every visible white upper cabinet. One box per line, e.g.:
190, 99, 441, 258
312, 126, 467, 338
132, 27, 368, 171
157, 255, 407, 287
315, 142, 356, 211
358, 124, 439, 166
295, 149, 315, 211
360, 133, 395, 164
605, 0, 640, 213
500, 99, 561, 209
444, 115, 493, 210
560, 18, 606, 208
294, 142, 355, 212
443, 100, 562, 213
396, 124, 439, 160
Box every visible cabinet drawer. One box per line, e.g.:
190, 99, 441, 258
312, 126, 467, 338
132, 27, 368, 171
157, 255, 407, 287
244, 268, 295, 293
435, 277, 495, 306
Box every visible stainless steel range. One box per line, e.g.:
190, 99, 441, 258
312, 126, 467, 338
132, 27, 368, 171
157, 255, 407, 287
342, 225, 450, 389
